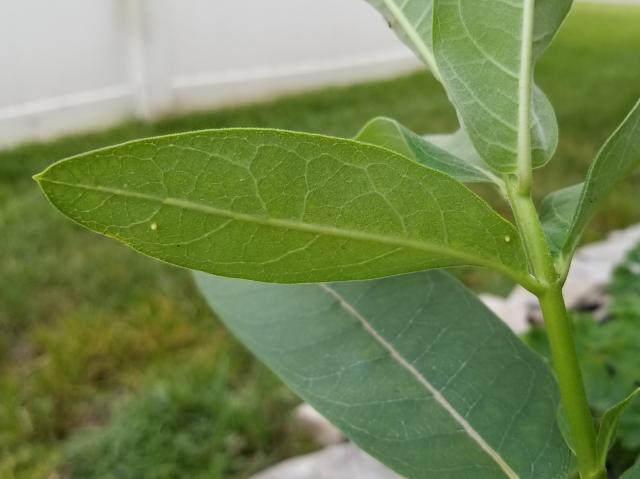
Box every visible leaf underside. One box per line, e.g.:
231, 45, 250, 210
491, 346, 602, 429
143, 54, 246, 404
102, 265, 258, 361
36, 129, 528, 284
365, 0, 572, 173
365, 0, 571, 68
365, 0, 438, 70
356, 117, 496, 183
432, 0, 565, 173
195, 270, 572, 479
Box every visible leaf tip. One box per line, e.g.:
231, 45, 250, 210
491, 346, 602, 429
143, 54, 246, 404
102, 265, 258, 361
32, 164, 54, 184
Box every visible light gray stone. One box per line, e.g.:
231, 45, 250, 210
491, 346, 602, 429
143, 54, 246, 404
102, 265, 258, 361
480, 293, 530, 333
250, 443, 402, 479
292, 403, 344, 446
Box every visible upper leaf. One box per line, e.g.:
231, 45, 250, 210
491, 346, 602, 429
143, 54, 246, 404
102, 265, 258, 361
35, 129, 528, 284
195, 270, 572, 479
363, 0, 571, 81
596, 388, 640, 472
355, 117, 497, 183
432, 0, 569, 173
364, 1, 570, 173
364, 0, 440, 76
541, 99, 640, 264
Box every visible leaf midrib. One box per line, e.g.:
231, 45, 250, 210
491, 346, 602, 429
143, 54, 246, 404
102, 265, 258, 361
318, 282, 519, 479
382, 0, 442, 81
39, 177, 516, 276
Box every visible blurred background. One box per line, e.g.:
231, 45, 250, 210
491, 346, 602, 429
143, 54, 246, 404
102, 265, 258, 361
1, 1, 639, 478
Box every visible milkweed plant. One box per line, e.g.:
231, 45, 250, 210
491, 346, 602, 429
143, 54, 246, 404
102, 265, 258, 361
35, 1, 640, 478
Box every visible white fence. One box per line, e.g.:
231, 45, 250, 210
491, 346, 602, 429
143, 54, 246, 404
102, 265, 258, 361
0, 0, 421, 148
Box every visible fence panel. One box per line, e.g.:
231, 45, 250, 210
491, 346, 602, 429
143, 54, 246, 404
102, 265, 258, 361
0, 0, 419, 147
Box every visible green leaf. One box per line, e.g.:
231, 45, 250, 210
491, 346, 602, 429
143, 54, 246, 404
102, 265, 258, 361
195, 270, 572, 479
364, 0, 440, 77
432, 0, 571, 172
355, 117, 497, 183
596, 388, 640, 471
363, 0, 570, 81
35, 129, 529, 284
621, 459, 640, 479
364, 1, 571, 172
556, 405, 575, 455
555, 406, 580, 478
543, 99, 640, 264
539, 184, 582, 255
425, 129, 482, 166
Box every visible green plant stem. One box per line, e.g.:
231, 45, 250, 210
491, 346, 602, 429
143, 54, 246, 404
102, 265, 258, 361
539, 288, 602, 479
516, 0, 536, 195
506, 179, 602, 479
506, 182, 556, 285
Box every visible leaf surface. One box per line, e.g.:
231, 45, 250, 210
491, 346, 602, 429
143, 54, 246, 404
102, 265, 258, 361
541, 99, 640, 263
35, 129, 528, 284
356, 117, 496, 183
596, 388, 640, 471
363, 0, 570, 77
425, 128, 482, 166
622, 460, 640, 479
431, 0, 571, 172
539, 184, 582, 255
364, 0, 439, 75
195, 270, 572, 479
365, 1, 571, 172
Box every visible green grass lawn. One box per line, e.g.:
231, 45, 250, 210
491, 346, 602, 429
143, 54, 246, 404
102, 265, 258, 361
1, 3, 640, 478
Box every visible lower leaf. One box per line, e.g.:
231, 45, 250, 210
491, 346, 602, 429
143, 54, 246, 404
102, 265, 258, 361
195, 270, 572, 479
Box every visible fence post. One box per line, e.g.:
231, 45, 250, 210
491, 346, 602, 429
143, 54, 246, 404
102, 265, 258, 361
123, 0, 173, 120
